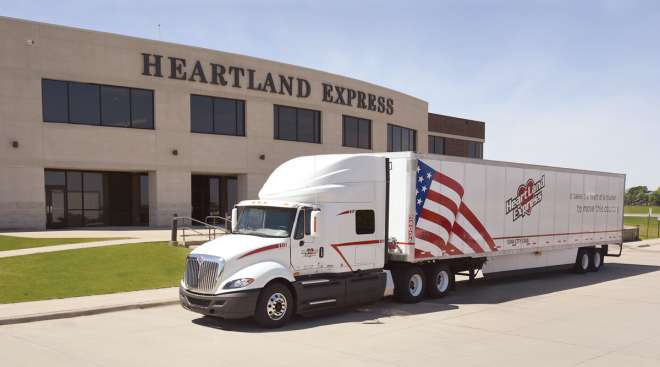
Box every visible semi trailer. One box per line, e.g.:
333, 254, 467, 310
179, 152, 625, 327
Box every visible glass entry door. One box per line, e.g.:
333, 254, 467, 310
191, 175, 238, 225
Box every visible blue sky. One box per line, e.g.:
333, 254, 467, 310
2, 0, 658, 188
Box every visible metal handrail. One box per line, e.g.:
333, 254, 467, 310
171, 216, 230, 247
205, 215, 232, 230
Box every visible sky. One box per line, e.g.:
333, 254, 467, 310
1, 0, 658, 188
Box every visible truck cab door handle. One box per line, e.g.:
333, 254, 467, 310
299, 240, 305, 246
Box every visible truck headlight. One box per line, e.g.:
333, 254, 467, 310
224, 278, 255, 289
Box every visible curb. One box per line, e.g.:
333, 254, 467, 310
0, 299, 179, 326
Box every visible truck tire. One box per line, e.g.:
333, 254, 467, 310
589, 248, 603, 272
574, 248, 590, 273
254, 282, 293, 328
426, 263, 453, 298
394, 265, 426, 303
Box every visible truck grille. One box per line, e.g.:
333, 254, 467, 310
183, 254, 224, 294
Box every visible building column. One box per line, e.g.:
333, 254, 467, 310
237, 173, 268, 202
149, 169, 191, 227
0, 165, 46, 230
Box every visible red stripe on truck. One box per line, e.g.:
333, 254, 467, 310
330, 239, 384, 272
238, 243, 287, 259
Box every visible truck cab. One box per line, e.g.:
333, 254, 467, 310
179, 155, 389, 327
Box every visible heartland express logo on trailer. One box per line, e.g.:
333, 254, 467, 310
505, 175, 545, 221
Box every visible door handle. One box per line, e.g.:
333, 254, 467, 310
299, 240, 305, 246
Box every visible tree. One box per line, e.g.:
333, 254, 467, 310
650, 187, 660, 206
625, 186, 649, 206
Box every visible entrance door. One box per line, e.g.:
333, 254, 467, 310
45, 188, 66, 228
191, 175, 238, 225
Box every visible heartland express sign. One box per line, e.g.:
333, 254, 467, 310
141, 53, 394, 115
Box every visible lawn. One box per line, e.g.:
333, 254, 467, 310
624, 216, 660, 241
0, 235, 127, 252
624, 205, 660, 215
0, 242, 191, 304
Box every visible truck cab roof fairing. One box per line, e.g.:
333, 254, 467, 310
258, 154, 385, 204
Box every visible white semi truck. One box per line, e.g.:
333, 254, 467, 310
179, 153, 625, 327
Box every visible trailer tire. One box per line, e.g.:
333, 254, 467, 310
589, 248, 603, 272
394, 265, 426, 303
574, 248, 590, 273
254, 282, 293, 328
426, 264, 453, 298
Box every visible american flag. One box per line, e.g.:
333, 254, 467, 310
415, 159, 498, 258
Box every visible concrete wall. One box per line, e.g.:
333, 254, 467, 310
0, 17, 429, 229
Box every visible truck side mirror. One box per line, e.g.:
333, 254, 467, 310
231, 207, 238, 233
310, 210, 320, 238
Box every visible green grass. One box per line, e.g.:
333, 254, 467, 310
0, 242, 191, 304
0, 235, 127, 252
624, 216, 660, 240
624, 205, 660, 215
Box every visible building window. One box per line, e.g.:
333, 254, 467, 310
387, 124, 417, 152
343, 115, 371, 149
274, 105, 321, 144
41, 79, 154, 129
468, 142, 483, 158
190, 95, 245, 136
428, 135, 446, 155
355, 210, 375, 234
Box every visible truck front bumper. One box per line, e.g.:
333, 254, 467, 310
179, 286, 260, 319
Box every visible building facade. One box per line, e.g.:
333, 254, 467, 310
0, 17, 484, 230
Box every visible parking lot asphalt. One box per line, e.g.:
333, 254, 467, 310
2, 243, 660, 367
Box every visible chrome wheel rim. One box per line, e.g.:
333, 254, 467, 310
409, 274, 423, 297
436, 270, 449, 293
581, 253, 589, 270
593, 251, 601, 268
266, 292, 287, 321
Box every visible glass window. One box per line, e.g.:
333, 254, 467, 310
274, 105, 321, 143
294, 210, 305, 240
297, 109, 316, 143
42, 79, 68, 122
45, 170, 66, 186
69, 82, 100, 124
275, 105, 297, 141
343, 116, 371, 149
387, 124, 416, 152
131, 89, 154, 129
42, 79, 154, 129
83, 172, 103, 210
101, 86, 130, 127
190, 95, 213, 133
355, 210, 375, 234
236, 206, 296, 238
191, 95, 245, 136
468, 142, 483, 158
213, 98, 237, 135
429, 136, 446, 155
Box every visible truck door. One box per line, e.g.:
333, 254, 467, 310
291, 207, 322, 274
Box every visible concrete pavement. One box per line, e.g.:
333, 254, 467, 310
1, 241, 660, 366
0, 229, 172, 258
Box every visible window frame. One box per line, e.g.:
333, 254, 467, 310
41, 79, 154, 129
273, 104, 322, 144
342, 115, 372, 150
190, 94, 246, 136
468, 141, 484, 158
387, 124, 417, 152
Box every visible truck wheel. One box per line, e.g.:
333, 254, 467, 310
574, 248, 590, 273
394, 266, 426, 303
254, 282, 293, 328
426, 263, 453, 298
589, 248, 603, 272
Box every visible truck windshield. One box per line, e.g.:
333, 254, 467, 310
234, 206, 297, 238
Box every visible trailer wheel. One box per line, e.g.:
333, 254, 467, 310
574, 248, 590, 273
394, 266, 426, 303
589, 248, 603, 272
254, 282, 293, 328
426, 263, 453, 298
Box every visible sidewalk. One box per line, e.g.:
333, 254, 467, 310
0, 287, 179, 326
0, 229, 172, 258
